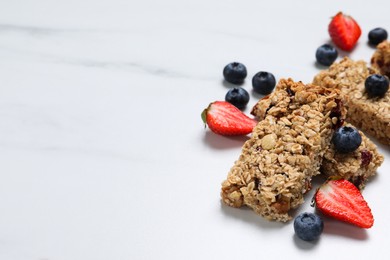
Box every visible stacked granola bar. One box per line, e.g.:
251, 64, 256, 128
252, 88, 384, 190
313, 57, 390, 145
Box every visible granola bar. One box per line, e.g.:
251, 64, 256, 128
221, 79, 343, 222
251, 69, 384, 189
252, 109, 384, 191
371, 40, 390, 77
313, 57, 390, 145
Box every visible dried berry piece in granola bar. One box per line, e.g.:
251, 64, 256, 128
361, 150, 373, 167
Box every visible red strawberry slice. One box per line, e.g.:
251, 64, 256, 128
328, 12, 362, 51
314, 178, 374, 228
201, 101, 257, 136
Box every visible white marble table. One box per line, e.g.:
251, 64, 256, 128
0, 1, 389, 259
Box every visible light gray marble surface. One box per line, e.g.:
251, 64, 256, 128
0, 1, 389, 259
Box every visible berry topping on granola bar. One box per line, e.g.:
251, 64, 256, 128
365, 74, 389, 97
332, 126, 362, 154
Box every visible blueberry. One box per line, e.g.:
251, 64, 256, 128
365, 74, 389, 97
225, 87, 250, 109
294, 212, 323, 242
368, 28, 388, 46
315, 44, 338, 66
332, 126, 362, 153
223, 62, 247, 84
252, 71, 276, 95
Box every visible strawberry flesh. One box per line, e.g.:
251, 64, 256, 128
328, 12, 361, 51
315, 179, 374, 228
202, 101, 257, 136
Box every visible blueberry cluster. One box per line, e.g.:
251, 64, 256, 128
223, 62, 276, 109
332, 126, 362, 154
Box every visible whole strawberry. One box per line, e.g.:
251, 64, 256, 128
201, 101, 257, 136
314, 178, 374, 228
328, 12, 361, 51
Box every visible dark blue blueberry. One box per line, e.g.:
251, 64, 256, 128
332, 126, 362, 153
368, 28, 388, 46
365, 74, 389, 97
225, 87, 250, 109
223, 62, 247, 84
294, 212, 324, 242
252, 71, 276, 95
315, 44, 338, 66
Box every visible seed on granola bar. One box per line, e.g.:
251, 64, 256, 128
329, 99, 344, 129
272, 199, 290, 214
261, 134, 276, 150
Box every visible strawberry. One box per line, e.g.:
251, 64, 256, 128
201, 101, 257, 136
314, 178, 374, 228
328, 12, 362, 51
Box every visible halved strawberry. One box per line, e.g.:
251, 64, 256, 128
328, 12, 361, 51
314, 178, 374, 228
201, 101, 257, 136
